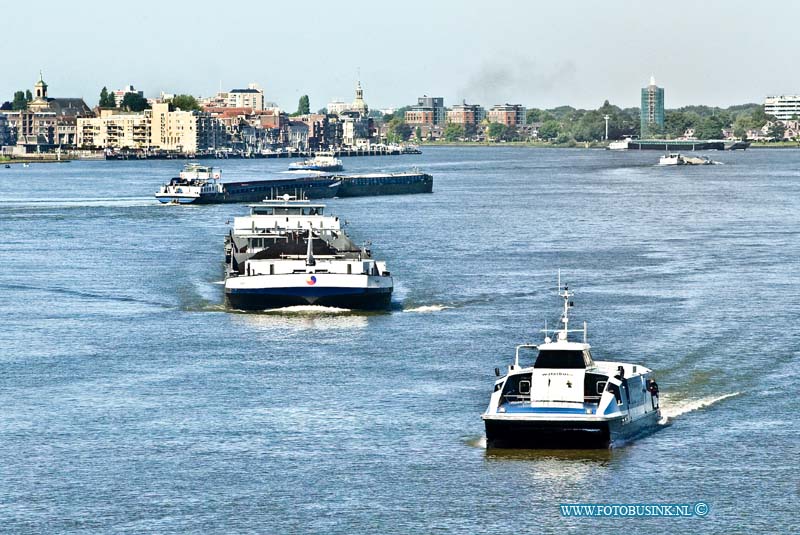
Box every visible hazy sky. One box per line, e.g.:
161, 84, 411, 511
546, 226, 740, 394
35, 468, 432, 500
4, 0, 799, 111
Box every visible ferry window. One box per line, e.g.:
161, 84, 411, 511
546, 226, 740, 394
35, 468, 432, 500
607, 383, 622, 404
534, 350, 586, 369
596, 381, 607, 395
501, 373, 532, 401
518, 380, 531, 395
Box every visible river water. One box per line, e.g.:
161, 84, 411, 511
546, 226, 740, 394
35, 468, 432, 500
1, 147, 797, 533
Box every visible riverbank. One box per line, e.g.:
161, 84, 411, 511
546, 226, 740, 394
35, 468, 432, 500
421, 140, 606, 149
0, 156, 72, 164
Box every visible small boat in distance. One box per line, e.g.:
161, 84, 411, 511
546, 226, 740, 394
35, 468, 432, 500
607, 138, 632, 150
289, 152, 344, 172
482, 276, 661, 449
658, 153, 717, 166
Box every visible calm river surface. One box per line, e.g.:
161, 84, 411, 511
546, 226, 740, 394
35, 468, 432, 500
1, 147, 798, 533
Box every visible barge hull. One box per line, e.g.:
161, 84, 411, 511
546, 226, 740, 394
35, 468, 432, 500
225, 286, 392, 311
335, 173, 433, 197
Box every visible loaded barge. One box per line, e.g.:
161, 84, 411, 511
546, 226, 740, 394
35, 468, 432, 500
155, 164, 432, 204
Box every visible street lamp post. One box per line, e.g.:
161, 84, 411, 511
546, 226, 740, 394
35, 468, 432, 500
603, 114, 610, 141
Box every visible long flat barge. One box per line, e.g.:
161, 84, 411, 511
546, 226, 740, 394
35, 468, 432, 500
615, 139, 750, 151
156, 165, 432, 204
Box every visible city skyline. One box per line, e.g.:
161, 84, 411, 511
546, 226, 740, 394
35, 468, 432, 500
4, 0, 800, 111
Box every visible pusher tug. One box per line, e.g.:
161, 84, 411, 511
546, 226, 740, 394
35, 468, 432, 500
482, 278, 661, 449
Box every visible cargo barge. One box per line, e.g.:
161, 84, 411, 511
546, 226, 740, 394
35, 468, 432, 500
155, 165, 433, 204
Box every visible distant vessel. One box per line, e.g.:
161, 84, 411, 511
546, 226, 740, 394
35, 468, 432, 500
607, 138, 631, 150
658, 153, 717, 166
155, 163, 340, 204
288, 152, 344, 172
482, 277, 661, 448
626, 139, 749, 151
224, 196, 393, 310
156, 164, 433, 204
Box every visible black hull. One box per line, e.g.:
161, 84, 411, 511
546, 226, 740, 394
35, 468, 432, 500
627, 140, 725, 151
484, 411, 660, 449
226, 288, 392, 311
195, 178, 340, 204
336, 174, 433, 197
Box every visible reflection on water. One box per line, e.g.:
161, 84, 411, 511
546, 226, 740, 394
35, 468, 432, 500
484, 446, 617, 485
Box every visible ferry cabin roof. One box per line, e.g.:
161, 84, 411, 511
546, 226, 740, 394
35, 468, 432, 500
249, 203, 326, 215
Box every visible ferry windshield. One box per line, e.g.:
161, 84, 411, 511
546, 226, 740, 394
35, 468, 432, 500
534, 350, 589, 369
264, 207, 323, 215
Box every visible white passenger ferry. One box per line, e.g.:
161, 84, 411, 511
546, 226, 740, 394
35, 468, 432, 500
224, 196, 392, 310
482, 277, 661, 448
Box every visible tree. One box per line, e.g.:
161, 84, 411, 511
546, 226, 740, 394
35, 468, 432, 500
121, 92, 149, 112
386, 118, 411, 142
443, 123, 464, 142
12, 91, 27, 110
695, 115, 726, 139
414, 126, 422, 142
25, 90, 32, 102
538, 120, 560, 140
296, 95, 310, 115
0, 101, 11, 111
749, 105, 771, 128
317, 107, 328, 115
99, 86, 117, 108
767, 122, 786, 141
171, 94, 201, 111
487, 122, 505, 141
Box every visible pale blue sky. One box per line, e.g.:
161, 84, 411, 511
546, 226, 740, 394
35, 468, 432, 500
4, 0, 798, 111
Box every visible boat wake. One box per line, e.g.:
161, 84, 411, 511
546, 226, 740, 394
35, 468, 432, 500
403, 304, 453, 313
261, 305, 352, 314
462, 436, 487, 449
659, 392, 740, 424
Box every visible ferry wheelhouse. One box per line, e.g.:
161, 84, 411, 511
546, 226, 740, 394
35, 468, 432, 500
155, 164, 222, 204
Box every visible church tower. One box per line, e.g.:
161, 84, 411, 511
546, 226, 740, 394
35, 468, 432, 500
352, 80, 368, 116
34, 71, 48, 100
28, 71, 51, 112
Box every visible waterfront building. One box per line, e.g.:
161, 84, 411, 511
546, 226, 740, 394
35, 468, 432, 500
77, 110, 150, 150
149, 103, 199, 152
640, 76, 665, 137
113, 85, 144, 107
340, 111, 372, 147
487, 104, 526, 127
1, 73, 92, 151
405, 96, 445, 126
763, 95, 800, 121
405, 109, 435, 126
78, 104, 225, 153
0, 114, 11, 146
202, 83, 264, 111
327, 101, 349, 115
446, 101, 486, 127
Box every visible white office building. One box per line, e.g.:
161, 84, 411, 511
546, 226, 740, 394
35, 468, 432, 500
764, 95, 800, 120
